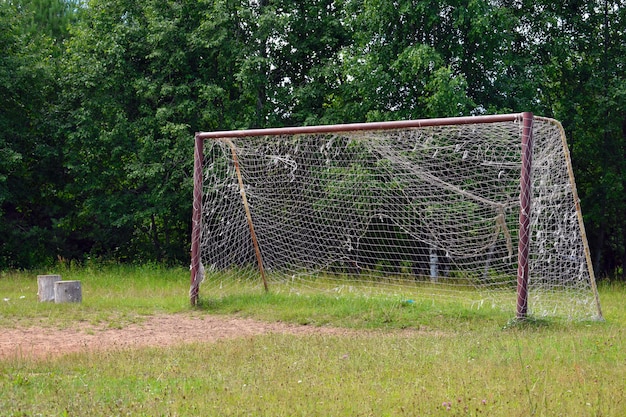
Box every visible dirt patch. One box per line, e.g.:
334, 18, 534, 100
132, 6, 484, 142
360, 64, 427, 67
0, 314, 384, 360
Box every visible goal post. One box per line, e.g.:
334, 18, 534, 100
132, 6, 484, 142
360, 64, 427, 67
190, 113, 603, 321
516, 113, 533, 319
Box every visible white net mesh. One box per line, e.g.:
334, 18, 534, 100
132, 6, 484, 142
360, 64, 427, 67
195, 116, 602, 320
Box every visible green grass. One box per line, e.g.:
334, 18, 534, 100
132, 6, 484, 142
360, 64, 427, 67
0, 264, 190, 328
1, 265, 625, 416
199, 291, 514, 331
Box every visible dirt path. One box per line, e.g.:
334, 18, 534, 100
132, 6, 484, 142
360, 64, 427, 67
0, 314, 364, 360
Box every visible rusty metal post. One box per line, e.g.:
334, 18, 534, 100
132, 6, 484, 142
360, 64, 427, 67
190, 133, 204, 306
516, 112, 534, 319
196, 113, 524, 140
223, 139, 269, 292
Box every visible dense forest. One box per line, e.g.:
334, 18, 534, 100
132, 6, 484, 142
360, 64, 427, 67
1, 0, 625, 280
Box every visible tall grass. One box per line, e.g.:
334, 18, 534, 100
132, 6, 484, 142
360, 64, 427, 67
1, 266, 624, 416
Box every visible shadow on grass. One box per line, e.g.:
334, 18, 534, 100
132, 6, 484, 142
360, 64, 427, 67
502, 316, 554, 331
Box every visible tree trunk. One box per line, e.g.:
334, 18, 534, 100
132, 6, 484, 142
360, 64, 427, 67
151, 213, 162, 263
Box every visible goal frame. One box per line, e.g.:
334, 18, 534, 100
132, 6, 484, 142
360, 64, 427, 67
190, 112, 601, 320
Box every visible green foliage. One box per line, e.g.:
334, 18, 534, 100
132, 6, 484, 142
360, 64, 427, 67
0, 1, 69, 268
1, 0, 626, 278
58, 0, 219, 262
17, 0, 81, 44
531, 0, 626, 279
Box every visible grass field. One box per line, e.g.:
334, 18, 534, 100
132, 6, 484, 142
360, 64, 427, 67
1, 264, 624, 416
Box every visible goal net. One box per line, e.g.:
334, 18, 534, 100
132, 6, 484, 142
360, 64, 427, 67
190, 113, 602, 320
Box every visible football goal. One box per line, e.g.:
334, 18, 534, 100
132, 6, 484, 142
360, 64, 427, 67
190, 113, 603, 320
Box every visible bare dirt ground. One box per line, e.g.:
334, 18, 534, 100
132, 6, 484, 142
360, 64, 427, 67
0, 314, 367, 360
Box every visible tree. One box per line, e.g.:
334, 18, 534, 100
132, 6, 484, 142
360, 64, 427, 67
57, 0, 352, 262
517, 0, 626, 279
2, 0, 624, 278
18, 0, 80, 43
58, 0, 263, 262
320, 0, 489, 122
0, 1, 73, 268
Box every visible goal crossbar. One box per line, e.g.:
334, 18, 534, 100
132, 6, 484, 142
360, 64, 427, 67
195, 113, 523, 140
